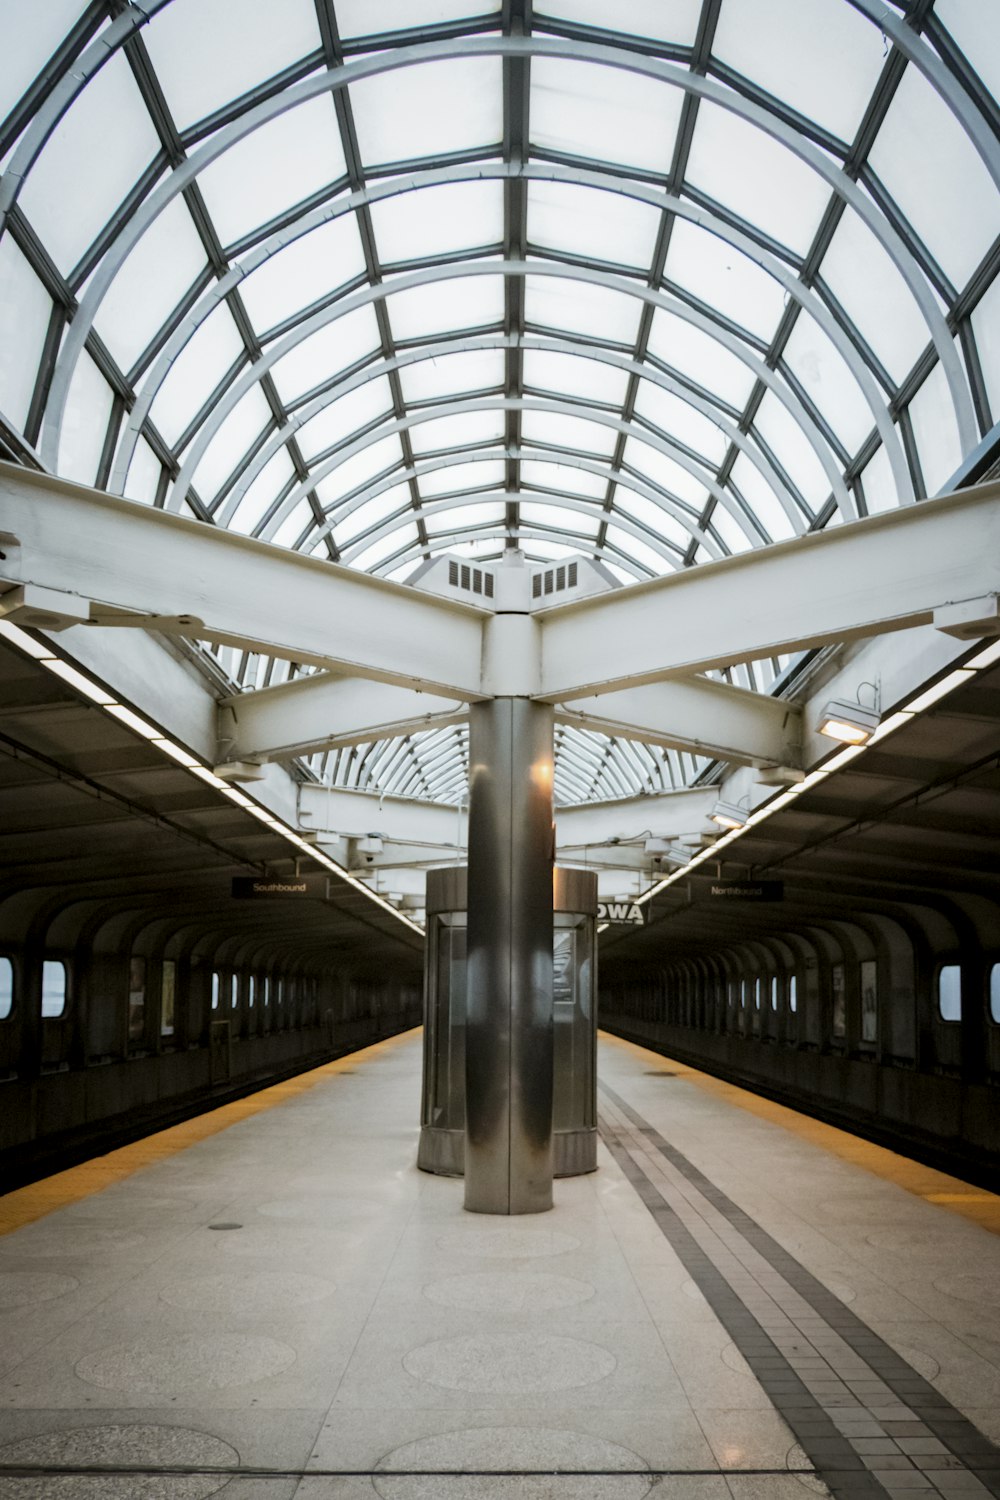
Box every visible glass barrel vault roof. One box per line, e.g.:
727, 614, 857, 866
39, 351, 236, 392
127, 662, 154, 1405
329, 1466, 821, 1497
0, 0, 998, 806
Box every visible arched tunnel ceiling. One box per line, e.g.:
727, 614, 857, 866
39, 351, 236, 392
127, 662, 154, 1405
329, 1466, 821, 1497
1, 0, 998, 806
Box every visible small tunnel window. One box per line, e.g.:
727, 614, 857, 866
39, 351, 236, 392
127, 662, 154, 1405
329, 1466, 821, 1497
211, 971, 220, 1010
41, 960, 67, 1018
789, 975, 798, 1013
938, 965, 962, 1022
128, 956, 146, 1040
0, 958, 12, 1019
248, 976, 255, 1008
161, 959, 176, 1036
991, 964, 1000, 1025
230, 974, 239, 1009
770, 976, 778, 1011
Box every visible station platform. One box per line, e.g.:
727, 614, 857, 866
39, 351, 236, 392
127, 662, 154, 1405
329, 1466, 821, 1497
0, 1031, 999, 1499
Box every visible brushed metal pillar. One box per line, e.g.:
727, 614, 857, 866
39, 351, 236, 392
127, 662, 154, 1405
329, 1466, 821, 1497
464, 698, 554, 1214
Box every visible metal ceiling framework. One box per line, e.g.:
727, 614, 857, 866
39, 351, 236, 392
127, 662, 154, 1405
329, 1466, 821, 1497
0, 0, 998, 814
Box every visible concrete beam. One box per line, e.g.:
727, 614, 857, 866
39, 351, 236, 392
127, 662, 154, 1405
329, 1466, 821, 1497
538, 481, 1000, 700
555, 677, 800, 766
0, 463, 485, 699
219, 673, 466, 762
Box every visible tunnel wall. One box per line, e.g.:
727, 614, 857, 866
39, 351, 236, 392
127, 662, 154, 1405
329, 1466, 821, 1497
600, 910, 1000, 1190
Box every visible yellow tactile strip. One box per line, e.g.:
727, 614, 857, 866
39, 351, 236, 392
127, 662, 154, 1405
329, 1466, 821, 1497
600, 1030, 1000, 1237
0, 1028, 418, 1239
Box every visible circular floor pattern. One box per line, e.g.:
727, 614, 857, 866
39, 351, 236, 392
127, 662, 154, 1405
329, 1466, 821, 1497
436, 1228, 580, 1260
786, 1443, 826, 1495
215, 1226, 343, 1261
720, 1342, 754, 1377
373, 1425, 652, 1500
255, 1195, 379, 1222
892, 1343, 940, 1381
158, 1269, 335, 1314
75, 1332, 296, 1393
0, 1227, 146, 1257
0, 1423, 236, 1499
933, 1273, 1000, 1310
403, 1333, 616, 1394
680, 1279, 708, 1305
423, 1271, 594, 1313
0, 1272, 79, 1309
865, 1227, 961, 1254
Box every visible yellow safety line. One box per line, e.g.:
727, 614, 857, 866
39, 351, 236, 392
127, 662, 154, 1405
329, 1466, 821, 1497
600, 1030, 1000, 1236
0, 1028, 419, 1238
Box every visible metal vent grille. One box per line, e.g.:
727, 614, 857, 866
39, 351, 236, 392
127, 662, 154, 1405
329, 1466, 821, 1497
533, 562, 579, 599
447, 560, 494, 598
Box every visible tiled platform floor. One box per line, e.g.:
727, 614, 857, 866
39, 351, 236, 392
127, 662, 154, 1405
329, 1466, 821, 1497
0, 1029, 998, 1498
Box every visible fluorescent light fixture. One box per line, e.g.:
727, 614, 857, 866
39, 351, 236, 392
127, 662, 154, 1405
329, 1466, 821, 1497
903, 668, 975, 715
105, 703, 160, 738
0, 621, 57, 659
709, 799, 748, 830
150, 737, 201, 768
966, 639, 1000, 670
43, 659, 118, 706
817, 697, 881, 744
822, 742, 867, 772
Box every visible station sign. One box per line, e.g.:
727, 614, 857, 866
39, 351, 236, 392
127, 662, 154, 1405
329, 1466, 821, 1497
232, 875, 330, 899
708, 880, 784, 902
597, 900, 645, 925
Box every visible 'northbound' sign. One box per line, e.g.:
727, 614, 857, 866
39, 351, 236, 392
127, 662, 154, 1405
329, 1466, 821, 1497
709, 880, 784, 901
597, 900, 645, 925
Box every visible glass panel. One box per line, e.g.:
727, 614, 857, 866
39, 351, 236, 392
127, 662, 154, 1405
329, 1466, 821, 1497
230, 449, 294, 536
351, 58, 502, 167
521, 500, 599, 537
935, 0, 1000, 104
831, 962, 846, 1037
408, 409, 504, 455
387, 272, 505, 341
211, 971, 220, 1009
991, 962, 1000, 1025
370, 181, 504, 264
538, 0, 700, 45
197, 97, 347, 247
124, 437, 162, 506
770, 976, 778, 1011
336, 0, 501, 39
528, 180, 661, 268
427, 500, 505, 532
530, 57, 683, 176
351, 523, 419, 570
646, 308, 756, 410
752, 391, 831, 508
685, 101, 830, 254
666, 219, 785, 341
0, 956, 12, 1020
522, 349, 628, 407
612, 491, 690, 550
524, 273, 641, 346
295, 377, 395, 458
868, 64, 998, 289
161, 959, 176, 1037
972, 274, 1000, 422
0, 0, 92, 124
192, 385, 273, 503
419, 459, 505, 496
144, 0, 321, 132
18, 52, 162, 274
820, 207, 928, 385
0, 232, 51, 427
633, 380, 728, 465
859, 441, 898, 515
603, 526, 671, 573
96, 197, 207, 372
728, 453, 796, 542
520, 408, 617, 458
781, 314, 874, 453
789, 974, 797, 1012
860, 959, 877, 1043
41, 959, 67, 1018
314, 434, 404, 503
128, 955, 146, 1041
271, 496, 315, 549
520, 458, 606, 498
711, 0, 885, 143
399, 349, 505, 403
622, 435, 709, 506
711, 504, 753, 555
938, 964, 961, 1022
239, 216, 367, 333
248, 976, 255, 1008
335, 483, 411, 546
907, 359, 963, 496
150, 303, 246, 446
271, 304, 382, 403
58, 352, 112, 485
230, 973, 238, 1008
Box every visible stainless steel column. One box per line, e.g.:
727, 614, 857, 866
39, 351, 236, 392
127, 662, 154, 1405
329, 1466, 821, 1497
464, 697, 554, 1214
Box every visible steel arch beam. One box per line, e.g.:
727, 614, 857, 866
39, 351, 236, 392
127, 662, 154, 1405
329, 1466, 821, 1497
42, 37, 973, 473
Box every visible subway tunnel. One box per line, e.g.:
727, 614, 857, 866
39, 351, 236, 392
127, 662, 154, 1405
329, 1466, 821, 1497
1, 1, 1000, 1494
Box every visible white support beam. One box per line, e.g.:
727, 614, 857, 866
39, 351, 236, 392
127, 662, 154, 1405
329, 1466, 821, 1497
0, 464, 485, 699
538, 481, 1000, 700
219, 673, 466, 762
556, 788, 716, 846
555, 677, 800, 766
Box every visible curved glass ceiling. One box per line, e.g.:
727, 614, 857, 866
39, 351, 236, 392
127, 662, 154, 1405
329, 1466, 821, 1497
1, 0, 998, 807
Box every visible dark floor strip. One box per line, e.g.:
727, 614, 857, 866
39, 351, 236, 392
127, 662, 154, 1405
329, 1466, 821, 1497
599, 1082, 1000, 1500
